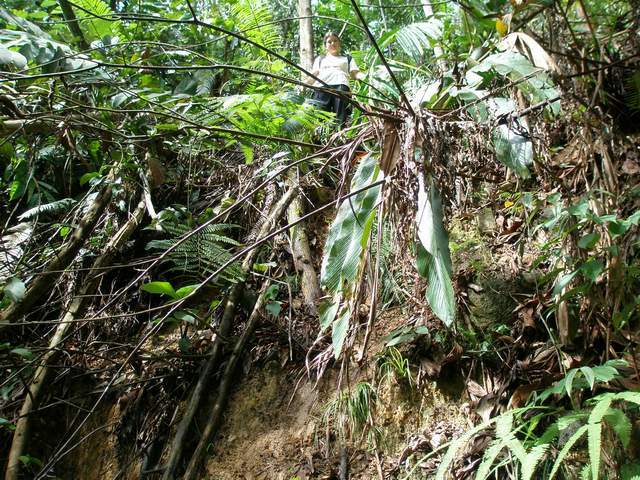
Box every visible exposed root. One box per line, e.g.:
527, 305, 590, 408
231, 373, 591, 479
182, 281, 271, 480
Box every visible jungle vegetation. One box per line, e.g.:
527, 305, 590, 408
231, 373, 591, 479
1, 0, 640, 478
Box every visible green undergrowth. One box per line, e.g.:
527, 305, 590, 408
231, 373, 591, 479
401, 359, 640, 480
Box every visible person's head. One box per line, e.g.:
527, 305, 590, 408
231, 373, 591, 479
323, 31, 341, 55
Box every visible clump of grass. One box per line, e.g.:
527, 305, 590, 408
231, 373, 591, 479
378, 347, 413, 387
320, 382, 377, 444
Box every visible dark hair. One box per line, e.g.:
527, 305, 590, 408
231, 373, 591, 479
323, 31, 341, 45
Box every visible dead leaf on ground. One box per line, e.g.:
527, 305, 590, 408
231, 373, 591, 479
621, 158, 640, 175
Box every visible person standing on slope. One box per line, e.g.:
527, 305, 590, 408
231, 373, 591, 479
308, 31, 365, 126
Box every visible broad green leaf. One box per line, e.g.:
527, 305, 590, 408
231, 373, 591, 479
9, 179, 26, 201
493, 123, 533, 179
18, 455, 43, 468
416, 175, 455, 326
580, 259, 604, 282
499, 32, 558, 72
590, 364, 620, 383
0, 46, 27, 68
385, 333, 415, 347
319, 298, 340, 332
565, 368, 579, 398
174, 311, 195, 323
578, 232, 600, 249
580, 367, 596, 390
175, 285, 198, 299
141, 281, 177, 299
0, 417, 15, 430
11, 347, 33, 360
332, 308, 350, 359
553, 270, 579, 295
470, 51, 560, 107
178, 336, 190, 353
320, 154, 382, 293
4, 278, 26, 302
265, 301, 281, 317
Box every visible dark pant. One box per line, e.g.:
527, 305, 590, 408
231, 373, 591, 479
312, 84, 352, 126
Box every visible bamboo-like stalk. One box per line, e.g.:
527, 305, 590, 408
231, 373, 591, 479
5, 199, 146, 480
0, 180, 113, 329
160, 187, 298, 480
182, 281, 271, 480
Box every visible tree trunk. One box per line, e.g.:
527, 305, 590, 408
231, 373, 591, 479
58, 0, 90, 50
287, 172, 320, 314
298, 0, 314, 80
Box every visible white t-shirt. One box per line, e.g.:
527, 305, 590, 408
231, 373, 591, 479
312, 54, 359, 87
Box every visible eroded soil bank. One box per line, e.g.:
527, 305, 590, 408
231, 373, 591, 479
59, 354, 469, 480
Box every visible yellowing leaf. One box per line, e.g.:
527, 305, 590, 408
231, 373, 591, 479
496, 17, 509, 37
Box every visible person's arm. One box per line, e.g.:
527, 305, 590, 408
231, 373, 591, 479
306, 57, 321, 85
349, 57, 365, 81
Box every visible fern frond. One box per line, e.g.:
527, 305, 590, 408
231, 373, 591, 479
476, 433, 509, 479
615, 391, 640, 405
580, 463, 592, 480
587, 395, 613, 480
73, 0, 120, 41
625, 70, 640, 111
146, 220, 243, 284
18, 198, 76, 220
588, 420, 602, 480
231, 0, 282, 54
549, 424, 588, 479
521, 444, 549, 480
603, 407, 632, 448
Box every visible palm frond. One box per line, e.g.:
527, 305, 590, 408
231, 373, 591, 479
394, 20, 443, 62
